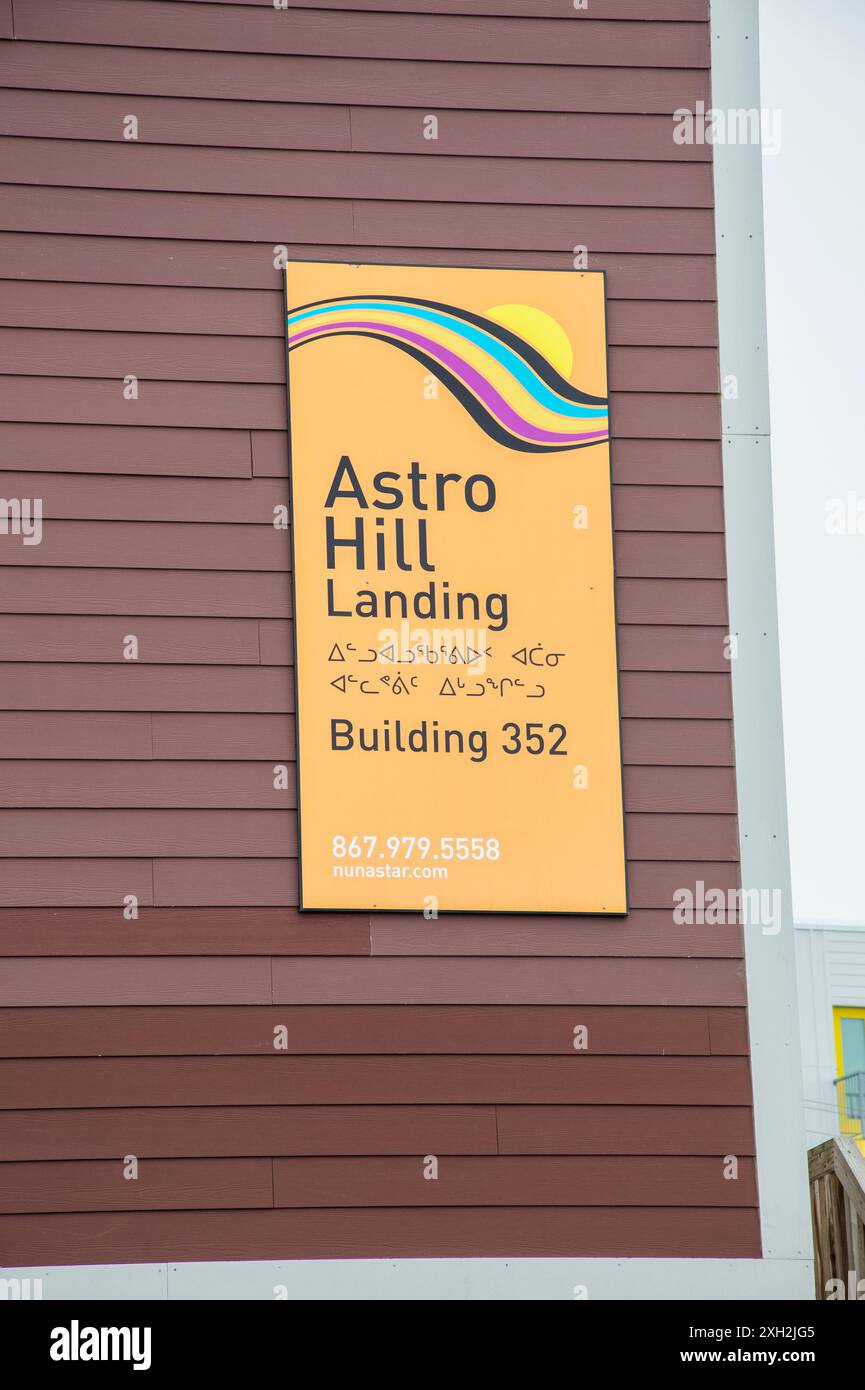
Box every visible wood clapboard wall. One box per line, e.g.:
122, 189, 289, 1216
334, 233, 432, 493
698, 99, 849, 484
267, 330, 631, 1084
0, 0, 760, 1268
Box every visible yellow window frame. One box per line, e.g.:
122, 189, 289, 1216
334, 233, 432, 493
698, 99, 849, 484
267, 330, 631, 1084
833, 1006, 865, 1153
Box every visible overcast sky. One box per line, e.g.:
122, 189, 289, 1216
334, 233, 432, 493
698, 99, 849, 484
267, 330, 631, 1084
758, 0, 865, 925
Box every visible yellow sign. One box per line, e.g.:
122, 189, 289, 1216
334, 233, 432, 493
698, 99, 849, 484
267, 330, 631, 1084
285, 262, 626, 914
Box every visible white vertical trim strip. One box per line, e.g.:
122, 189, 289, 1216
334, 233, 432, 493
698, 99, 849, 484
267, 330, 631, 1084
711, 0, 812, 1267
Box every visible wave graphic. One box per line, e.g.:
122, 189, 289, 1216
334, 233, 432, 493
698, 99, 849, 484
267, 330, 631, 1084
286, 293, 610, 453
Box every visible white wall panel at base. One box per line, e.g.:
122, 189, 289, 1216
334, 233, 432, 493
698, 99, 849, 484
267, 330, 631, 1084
1, 1258, 814, 1301
0, 1264, 167, 1300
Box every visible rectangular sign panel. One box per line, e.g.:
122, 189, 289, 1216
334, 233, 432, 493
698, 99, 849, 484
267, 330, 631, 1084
285, 262, 626, 913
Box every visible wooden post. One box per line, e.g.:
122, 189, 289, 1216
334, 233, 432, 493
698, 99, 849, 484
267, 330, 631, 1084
808, 1138, 865, 1298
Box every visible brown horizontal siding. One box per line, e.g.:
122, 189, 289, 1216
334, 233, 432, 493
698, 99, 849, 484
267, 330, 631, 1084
0, 618, 267, 664
16, 3, 711, 69
0, 1154, 753, 1215
0, 1157, 272, 1214
0, 1103, 744, 1166
121, 2, 710, 17
625, 719, 734, 763
0, 470, 287, 519
618, 579, 727, 623
0, 1104, 500, 1161
0, 712, 158, 759
0, 957, 274, 1006
267, 958, 746, 1006
1, 45, 712, 115
0, 1, 754, 1267
2, 188, 714, 253
0, 1207, 760, 1266
270, 1154, 755, 1208
3, 138, 716, 207
619, 626, 730, 668
0, 92, 713, 162
0, 617, 271, 664
0, 956, 745, 1007
172, 2, 708, 16
0, 859, 156, 907
0, 663, 296, 709
0, 1005, 727, 1056
2, 236, 718, 300
0, 907, 742, 957
0, 1055, 752, 1108
0, 421, 253, 476
20, 157, 709, 214
499, 1104, 752, 1156
0, 907, 367, 956
0, 569, 296, 615
367, 917, 744, 957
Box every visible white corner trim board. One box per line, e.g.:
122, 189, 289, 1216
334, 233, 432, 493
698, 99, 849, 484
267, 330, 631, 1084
712, 0, 813, 1275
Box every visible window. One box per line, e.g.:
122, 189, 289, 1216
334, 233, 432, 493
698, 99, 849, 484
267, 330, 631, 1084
833, 1008, 865, 1136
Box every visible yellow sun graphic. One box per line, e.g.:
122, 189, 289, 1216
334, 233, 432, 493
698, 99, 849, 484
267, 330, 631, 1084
485, 303, 574, 379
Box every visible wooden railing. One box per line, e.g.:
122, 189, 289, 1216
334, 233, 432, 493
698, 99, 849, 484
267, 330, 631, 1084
809, 1137, 865, 1298
834, 1069, 865, 1135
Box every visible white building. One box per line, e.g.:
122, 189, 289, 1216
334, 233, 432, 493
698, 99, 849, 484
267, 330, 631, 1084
796, 924, 865, 1155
